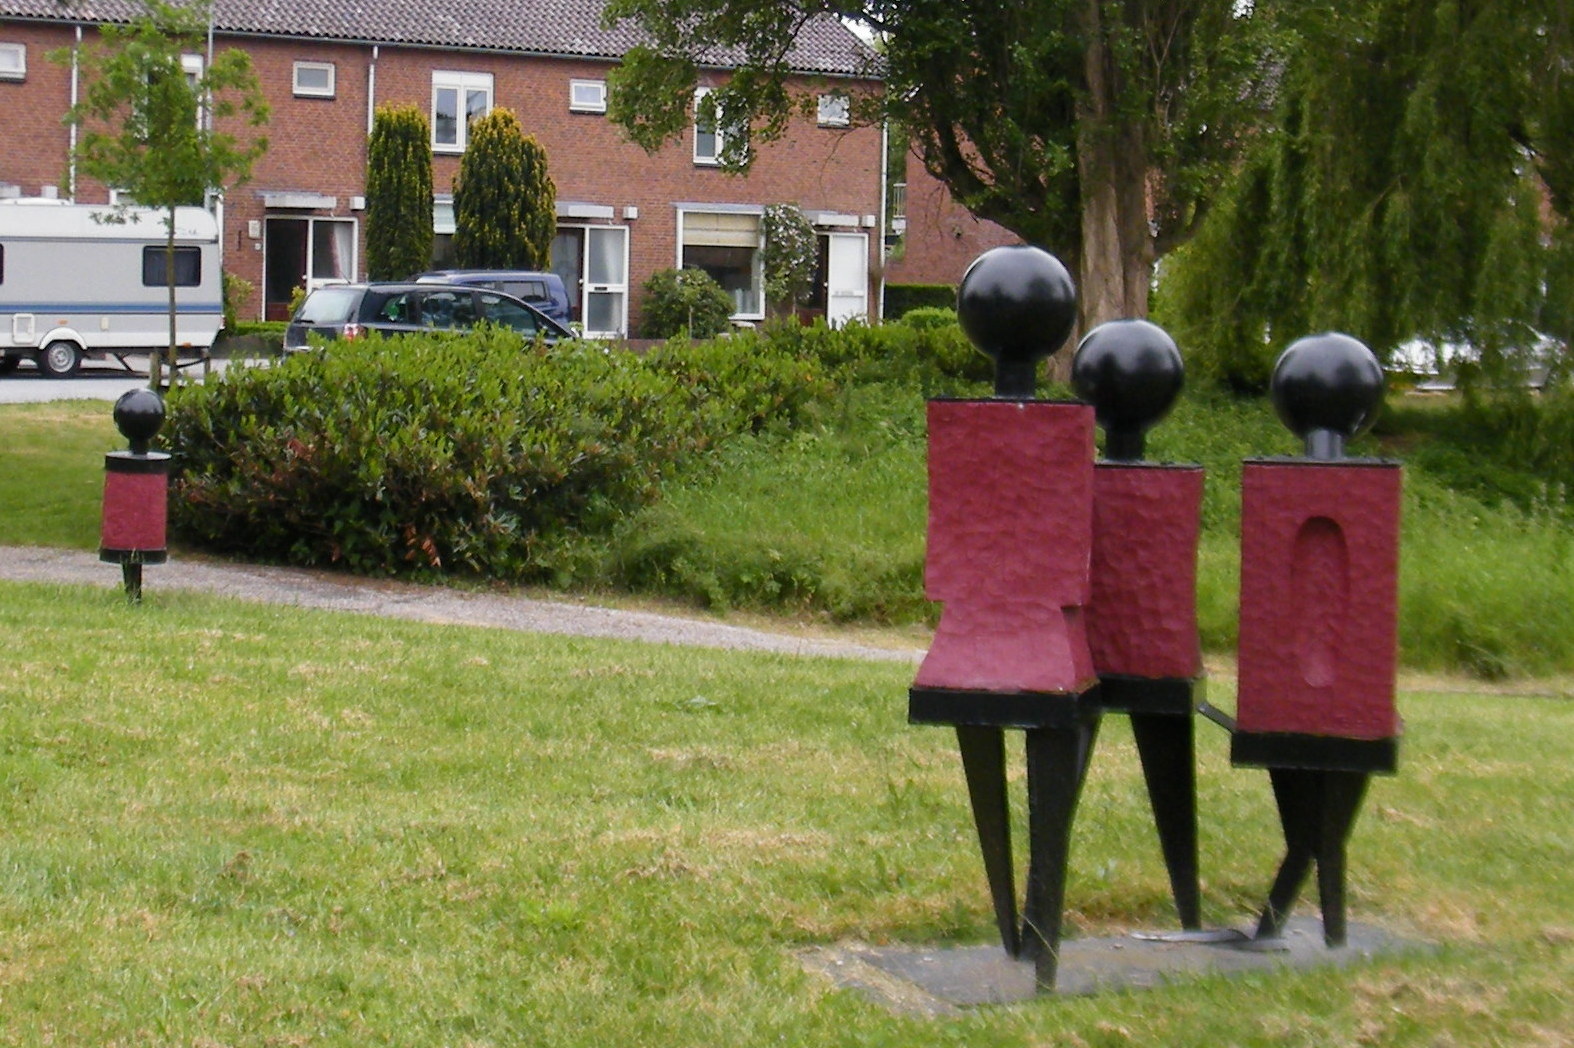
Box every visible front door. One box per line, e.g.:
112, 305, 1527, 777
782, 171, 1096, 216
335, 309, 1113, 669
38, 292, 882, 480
263, 217, 358, 321
552, 225, 628, 337
824, 232, 869, 327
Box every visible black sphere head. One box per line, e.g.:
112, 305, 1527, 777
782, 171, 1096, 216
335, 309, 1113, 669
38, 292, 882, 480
957, 245, 1077, 397
1270, 332, 1385, 457
1072, 319, 1184, 453
113, 387, 165, 454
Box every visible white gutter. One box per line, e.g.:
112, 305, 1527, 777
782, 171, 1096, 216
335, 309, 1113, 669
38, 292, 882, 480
367, 45, 379, 135
877, 118, 889, 321
67, 24, 81, 199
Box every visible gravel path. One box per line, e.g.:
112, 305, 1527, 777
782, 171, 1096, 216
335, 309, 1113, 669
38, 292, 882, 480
0, 545, 925, 664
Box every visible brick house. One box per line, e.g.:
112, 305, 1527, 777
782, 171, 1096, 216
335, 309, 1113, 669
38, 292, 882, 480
0, 0, 886, 334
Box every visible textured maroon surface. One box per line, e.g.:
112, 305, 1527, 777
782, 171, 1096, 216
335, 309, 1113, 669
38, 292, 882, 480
1236, 462, 1402, 740
1087, 464, 1204, 679
100, 472, 168, 552
914, 400, 1097, 694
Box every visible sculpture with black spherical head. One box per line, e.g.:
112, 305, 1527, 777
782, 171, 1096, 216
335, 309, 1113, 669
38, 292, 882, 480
909, 245, 1098, 991
100, 388, 170, 602
1070, 319, 1230, 942
1233, 332, 1402, 949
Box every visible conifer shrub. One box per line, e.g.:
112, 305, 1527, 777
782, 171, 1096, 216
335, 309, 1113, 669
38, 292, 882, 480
365, 105, 434, 279
163, 328, 830, 579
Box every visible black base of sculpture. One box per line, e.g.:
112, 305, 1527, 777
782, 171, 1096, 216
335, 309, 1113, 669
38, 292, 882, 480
910, 685, 1101, 990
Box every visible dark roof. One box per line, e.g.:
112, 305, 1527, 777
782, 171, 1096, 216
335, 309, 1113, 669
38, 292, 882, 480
0, 0, 878, 76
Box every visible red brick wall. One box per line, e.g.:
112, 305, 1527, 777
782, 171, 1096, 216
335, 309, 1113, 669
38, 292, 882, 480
2, 19, 887, 328
885, 151, 1021, 291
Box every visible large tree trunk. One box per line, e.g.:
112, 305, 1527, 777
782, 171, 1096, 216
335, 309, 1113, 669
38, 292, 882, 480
1047, 1, 1155, 386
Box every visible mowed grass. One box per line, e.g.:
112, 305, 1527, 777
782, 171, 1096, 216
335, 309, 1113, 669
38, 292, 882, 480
0, 402, 119, 550
2, 580, 1571, 1046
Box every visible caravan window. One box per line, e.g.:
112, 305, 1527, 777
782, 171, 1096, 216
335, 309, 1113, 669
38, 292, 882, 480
142, 246, 202, 287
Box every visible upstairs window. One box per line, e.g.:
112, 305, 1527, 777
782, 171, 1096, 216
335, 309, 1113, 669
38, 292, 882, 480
142, 246, 202, 287
293, 61, 336, 98
570, 79, 606, 113
432, 71, 493, 152
0, 42, 24, 81
817, 94, 850, 127
693, 87, 747, 166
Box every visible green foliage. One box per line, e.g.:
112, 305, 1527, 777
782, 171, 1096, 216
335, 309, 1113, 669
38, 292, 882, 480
604, 1, 1276, 323
56, 0, 269, 211
639, 268, 736, 338
761, 203, 818, 309
884, 283, 956, 317
896, 306, 959, 331
221, 271, 253, 331
365, 105, 434, 280
1158, 0, 1572, 389
161, 329, 828, 580
452, 108, 556, 269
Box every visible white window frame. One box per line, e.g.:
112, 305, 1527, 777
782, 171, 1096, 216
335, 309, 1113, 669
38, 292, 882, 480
569, 79, 606, 113
293, 60, 336, 98
431, 70, 494, 153
0, 42, 25, 82
817, 93, 850, 127
693, 87, 726, 167
181, 52, 207, 129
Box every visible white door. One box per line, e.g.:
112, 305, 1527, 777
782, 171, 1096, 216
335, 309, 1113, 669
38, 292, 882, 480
583, 226, 629, 338
825, 232, 868, 327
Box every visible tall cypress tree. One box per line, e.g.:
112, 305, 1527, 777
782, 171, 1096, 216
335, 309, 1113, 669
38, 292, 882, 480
365, 105, 434, 280
452, 109, 556, 269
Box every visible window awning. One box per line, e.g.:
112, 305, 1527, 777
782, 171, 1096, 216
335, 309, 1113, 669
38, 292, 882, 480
682, 211, 760, 248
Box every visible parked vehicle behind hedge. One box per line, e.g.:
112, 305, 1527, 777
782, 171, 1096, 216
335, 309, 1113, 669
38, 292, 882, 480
283, 282, 570, 351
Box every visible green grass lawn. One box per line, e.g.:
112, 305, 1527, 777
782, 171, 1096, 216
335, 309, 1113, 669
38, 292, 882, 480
2, 581, 1570, 1045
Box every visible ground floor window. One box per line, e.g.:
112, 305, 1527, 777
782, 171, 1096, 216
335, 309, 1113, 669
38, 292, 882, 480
678, 210, 762, 319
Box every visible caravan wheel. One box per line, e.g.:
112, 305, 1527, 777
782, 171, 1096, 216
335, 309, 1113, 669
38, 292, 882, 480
39, 341, 82, 379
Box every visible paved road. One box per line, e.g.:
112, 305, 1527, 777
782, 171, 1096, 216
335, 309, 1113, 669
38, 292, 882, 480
0, 355, 239, 404
0, 545, 925, 664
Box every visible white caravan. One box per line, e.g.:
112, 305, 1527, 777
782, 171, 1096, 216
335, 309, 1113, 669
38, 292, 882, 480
0, 200, 223, 377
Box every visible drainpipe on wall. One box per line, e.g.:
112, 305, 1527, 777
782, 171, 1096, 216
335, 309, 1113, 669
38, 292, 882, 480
366, 45, 379, 136
67, 25, 81, 199
877, 118, 889, 321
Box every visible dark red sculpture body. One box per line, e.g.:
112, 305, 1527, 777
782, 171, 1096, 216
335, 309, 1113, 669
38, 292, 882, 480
1236, 462, 1401, 741
100, 470, 169, 555
1087, 464, 1204, 680
915, 399, 1097, 695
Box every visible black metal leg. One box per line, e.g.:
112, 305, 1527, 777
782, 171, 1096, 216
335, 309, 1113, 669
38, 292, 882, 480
1021, 712, 1100, 990
1315, 771, 1370, 947
1130, 712, 1202, 930
122, 561, 143, 603
1255, 768, 1319, 940
955, 725, 1020, 957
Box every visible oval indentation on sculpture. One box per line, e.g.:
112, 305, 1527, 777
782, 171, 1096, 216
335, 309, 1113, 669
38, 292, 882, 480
1291, 516, 1348, 688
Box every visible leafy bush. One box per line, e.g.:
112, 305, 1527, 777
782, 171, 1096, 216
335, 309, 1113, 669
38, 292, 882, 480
639, 268, 736, 339
897, 306, 958, 330
163, 328, 831, 580
884, 283, 956, 318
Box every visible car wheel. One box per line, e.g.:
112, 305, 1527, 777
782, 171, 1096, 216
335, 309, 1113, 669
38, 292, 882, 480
0, 355, 19, 375
39, 341, 82, 379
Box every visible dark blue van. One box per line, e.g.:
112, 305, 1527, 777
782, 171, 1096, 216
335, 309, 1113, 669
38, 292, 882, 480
413, 270, 572, 327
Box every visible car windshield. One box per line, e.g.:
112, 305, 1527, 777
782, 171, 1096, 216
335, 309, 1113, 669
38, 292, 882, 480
295, 287, 361, 324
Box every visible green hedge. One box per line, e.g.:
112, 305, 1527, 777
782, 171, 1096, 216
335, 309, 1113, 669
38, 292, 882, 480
884, 283, 956, 318
164, 328, 829, 579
